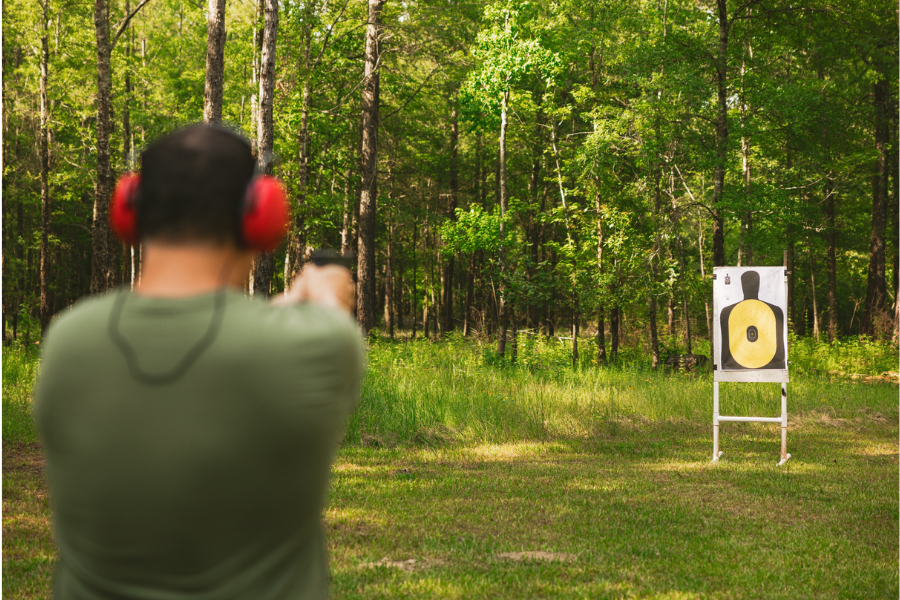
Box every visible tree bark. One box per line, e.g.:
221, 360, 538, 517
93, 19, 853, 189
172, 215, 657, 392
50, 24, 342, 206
251, 0, 278, 297
203, 0, 227, 124
863, 73, 889, 337
384, 165, 395, 336
340, 164, 353, 256
610, 305, 619, 358
39, 0, 51, 332
356, 0, 384, 334
825, 183, 838, 342
285, 18, 312, 288
463, 252, 475, 336
810, 258, 820, 342
91, 0, 114, 294
596, 193, 606, 365
442, 104, 459, 333
497, 90, 510, 357
711, 0, 729, 267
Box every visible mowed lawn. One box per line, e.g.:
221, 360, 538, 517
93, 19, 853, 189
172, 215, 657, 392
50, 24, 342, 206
4, 339, 898, 599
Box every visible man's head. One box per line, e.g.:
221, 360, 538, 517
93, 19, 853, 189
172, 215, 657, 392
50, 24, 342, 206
137, 125, 255, 247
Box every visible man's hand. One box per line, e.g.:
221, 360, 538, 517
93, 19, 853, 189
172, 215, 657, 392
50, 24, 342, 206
273, 264, 355, 314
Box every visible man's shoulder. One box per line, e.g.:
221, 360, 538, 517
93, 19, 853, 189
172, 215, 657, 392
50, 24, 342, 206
45, 291, 120, 340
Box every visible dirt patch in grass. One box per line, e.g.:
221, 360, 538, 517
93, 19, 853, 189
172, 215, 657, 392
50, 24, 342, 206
497, 551, 576, 562
359, 557, 444, 571
3, 442, 45, 475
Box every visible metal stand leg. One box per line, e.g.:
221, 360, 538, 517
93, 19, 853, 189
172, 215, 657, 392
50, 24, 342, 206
777, 382, 791, 466
712, 381, 723, 462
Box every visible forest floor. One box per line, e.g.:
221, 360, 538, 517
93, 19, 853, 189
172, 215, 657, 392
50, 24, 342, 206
3, 336, 898, 599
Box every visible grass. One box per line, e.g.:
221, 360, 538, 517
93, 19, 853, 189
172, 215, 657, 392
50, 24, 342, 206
3, 335, 898, 599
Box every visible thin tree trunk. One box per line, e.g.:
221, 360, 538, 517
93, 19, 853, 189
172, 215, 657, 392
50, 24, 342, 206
649, 168, 662, 369
679, 236, 692, 355
825, 183, 838, 342
463, 252, 475, 336
203, 0, 227, 124
610, 306, 619, 358
340, 165, 353, 256
385, 214, 394, 338
442, 103, 459, 333
711, 0, 729, 267
497, 89, 510, 357
699, 212, 712, 351
811, 258, 820, 342
738, 18, 752, 268
251, 0, 278, 297
285, 20, 312, 288
597, 193, 606, 365
356, 0, 384, 334
411, 217, 417, 339
863, 73, 889, 337
91, 0, 114, 294
39, 0, 51, 332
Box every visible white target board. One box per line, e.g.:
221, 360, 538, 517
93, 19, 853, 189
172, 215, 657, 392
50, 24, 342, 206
713, 267, 788, 383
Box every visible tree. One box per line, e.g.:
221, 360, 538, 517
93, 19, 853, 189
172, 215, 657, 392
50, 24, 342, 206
203, 0, 227, 124
356, 0, 384, 334
250, 0, 278, 297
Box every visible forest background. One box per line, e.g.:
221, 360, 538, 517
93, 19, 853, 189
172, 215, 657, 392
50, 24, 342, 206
3, 0, 898, 365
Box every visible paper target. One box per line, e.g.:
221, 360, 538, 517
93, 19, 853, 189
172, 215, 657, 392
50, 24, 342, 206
713, 267, 788, 375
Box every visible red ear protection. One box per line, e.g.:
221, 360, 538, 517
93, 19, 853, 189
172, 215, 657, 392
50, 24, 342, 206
110, 172, 141, 245
241, 176, 289, 252
109, 172, 288, 252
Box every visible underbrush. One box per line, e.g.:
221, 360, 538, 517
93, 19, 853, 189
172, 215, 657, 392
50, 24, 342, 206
346, 334, 898, 446
3, 334, 897, 448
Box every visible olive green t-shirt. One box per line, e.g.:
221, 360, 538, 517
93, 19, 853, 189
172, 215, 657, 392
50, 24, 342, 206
34, 289, 364, 600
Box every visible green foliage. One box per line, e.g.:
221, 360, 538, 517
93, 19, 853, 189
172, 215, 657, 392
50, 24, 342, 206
3, 344, 40, 445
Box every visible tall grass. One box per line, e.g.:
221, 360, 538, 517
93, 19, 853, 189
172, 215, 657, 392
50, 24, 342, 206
3, 334, 897, 447
3, 342, 41, 444
346, 333, 898, 445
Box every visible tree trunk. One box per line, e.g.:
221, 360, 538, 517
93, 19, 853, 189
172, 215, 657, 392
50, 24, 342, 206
39, 0, 51, 332
442, 104, 459, 333
679, 236, 692, 355
340, 165, 353, 256
597, 193, 606, 365
411, 217, 418, 339
863, 73, 889, 337
497, 90, 510, 357
285, 22, 312, 288
251, 0, 278, 297
610, 306, 619, 358
825, 183, 838, 342
463, 252, 475, 336
91, 0, 114, 294
711, 0, 729, 267
787, 228, 798, 334
811, 258, 820, 342
649, 168, 662, 369
203, 0, 227, 124
384, 215, 394, 338
356, 0, 384, 334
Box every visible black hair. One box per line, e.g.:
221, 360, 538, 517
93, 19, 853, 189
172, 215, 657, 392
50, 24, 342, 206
137, 124, 255, 246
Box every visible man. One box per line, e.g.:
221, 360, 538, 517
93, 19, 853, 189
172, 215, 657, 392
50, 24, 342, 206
35, 125, 363, 599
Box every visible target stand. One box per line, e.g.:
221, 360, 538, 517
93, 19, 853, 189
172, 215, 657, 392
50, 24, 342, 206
712, 266, 791, 466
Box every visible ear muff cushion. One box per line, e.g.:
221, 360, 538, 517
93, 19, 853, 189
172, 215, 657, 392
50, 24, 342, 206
111, 173, 141, 245
242, 176, 289, 252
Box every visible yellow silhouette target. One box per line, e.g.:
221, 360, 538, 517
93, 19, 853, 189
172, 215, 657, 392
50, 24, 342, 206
727, 300, 777, 368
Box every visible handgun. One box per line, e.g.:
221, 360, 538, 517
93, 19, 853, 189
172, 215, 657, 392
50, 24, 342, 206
309, 249, 353, 270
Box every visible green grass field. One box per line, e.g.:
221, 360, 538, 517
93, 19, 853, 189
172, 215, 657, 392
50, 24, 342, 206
4, 335, 898, 599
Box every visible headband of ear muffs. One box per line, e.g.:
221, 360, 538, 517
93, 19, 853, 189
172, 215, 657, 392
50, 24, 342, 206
110, 172, 289, 253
